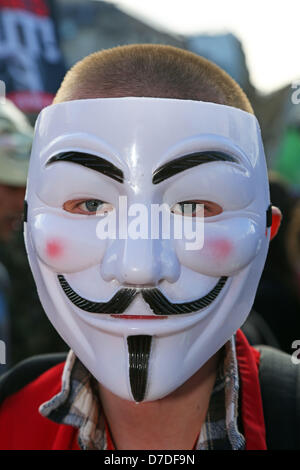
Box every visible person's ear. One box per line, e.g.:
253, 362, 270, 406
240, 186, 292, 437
270, 206, 282, 240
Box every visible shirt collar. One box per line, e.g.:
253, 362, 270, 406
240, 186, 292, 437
197, 336, 245, 449
39, 335, 245, 450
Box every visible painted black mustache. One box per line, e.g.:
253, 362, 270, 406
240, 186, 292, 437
57, 275, 228, 316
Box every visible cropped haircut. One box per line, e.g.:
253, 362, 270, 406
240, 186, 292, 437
54, 44, 253, 114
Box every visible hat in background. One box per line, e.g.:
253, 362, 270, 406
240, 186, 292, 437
0, 99, 33, 187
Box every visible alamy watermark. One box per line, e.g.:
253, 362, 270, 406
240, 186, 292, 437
0, 340, 6, 365
0, 80, 5, 104
291, 340, 300, 365
95, 197, 204, 251
291, 80, 300, 104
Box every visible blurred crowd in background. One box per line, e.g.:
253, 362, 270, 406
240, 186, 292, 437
0, 0, 299, 371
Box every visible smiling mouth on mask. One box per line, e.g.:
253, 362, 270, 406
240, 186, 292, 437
57, 274, 228, 316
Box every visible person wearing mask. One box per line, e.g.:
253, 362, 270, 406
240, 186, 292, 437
0, 45, 298, 451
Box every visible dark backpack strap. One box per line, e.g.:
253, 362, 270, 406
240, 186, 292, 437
0, 352, 68, 406
256, 345, 300, 450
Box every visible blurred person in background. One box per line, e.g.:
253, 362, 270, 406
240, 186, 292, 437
253, 172, 300, 353
286, 197, 300, 293
0, 100, 31, 241
0, 99, 33, 371
0, 99, 67, 367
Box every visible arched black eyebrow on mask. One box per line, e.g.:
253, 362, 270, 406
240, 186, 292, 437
152, 151, 239, 185
46, 151, 124, 183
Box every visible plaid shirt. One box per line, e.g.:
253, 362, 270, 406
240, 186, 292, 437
39, 336, 245, 450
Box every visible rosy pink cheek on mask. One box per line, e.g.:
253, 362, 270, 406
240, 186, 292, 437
46, 239, 64, 258
206, 239, 232, 258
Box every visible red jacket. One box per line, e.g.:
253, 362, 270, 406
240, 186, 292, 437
0, 329, 266, 450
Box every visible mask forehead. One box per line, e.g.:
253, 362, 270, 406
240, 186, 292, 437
33, 97, 262, 177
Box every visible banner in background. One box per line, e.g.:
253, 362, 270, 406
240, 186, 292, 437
0, 0, 65, 113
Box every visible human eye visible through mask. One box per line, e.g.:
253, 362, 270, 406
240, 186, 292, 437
170, 200, 223, 217
63, 199, 114, 216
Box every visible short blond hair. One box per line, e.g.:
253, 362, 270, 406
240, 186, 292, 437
54, 44, 253, 114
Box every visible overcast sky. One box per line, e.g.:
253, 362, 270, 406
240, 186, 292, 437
104, 0, 299, 93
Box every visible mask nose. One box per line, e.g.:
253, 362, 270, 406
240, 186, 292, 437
100, 238, 180, 286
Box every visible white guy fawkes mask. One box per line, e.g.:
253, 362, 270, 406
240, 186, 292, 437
24, 97, 271, 402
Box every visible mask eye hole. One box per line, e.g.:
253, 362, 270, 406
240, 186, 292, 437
63, 199, 114, 216
170, 200, 223, 217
